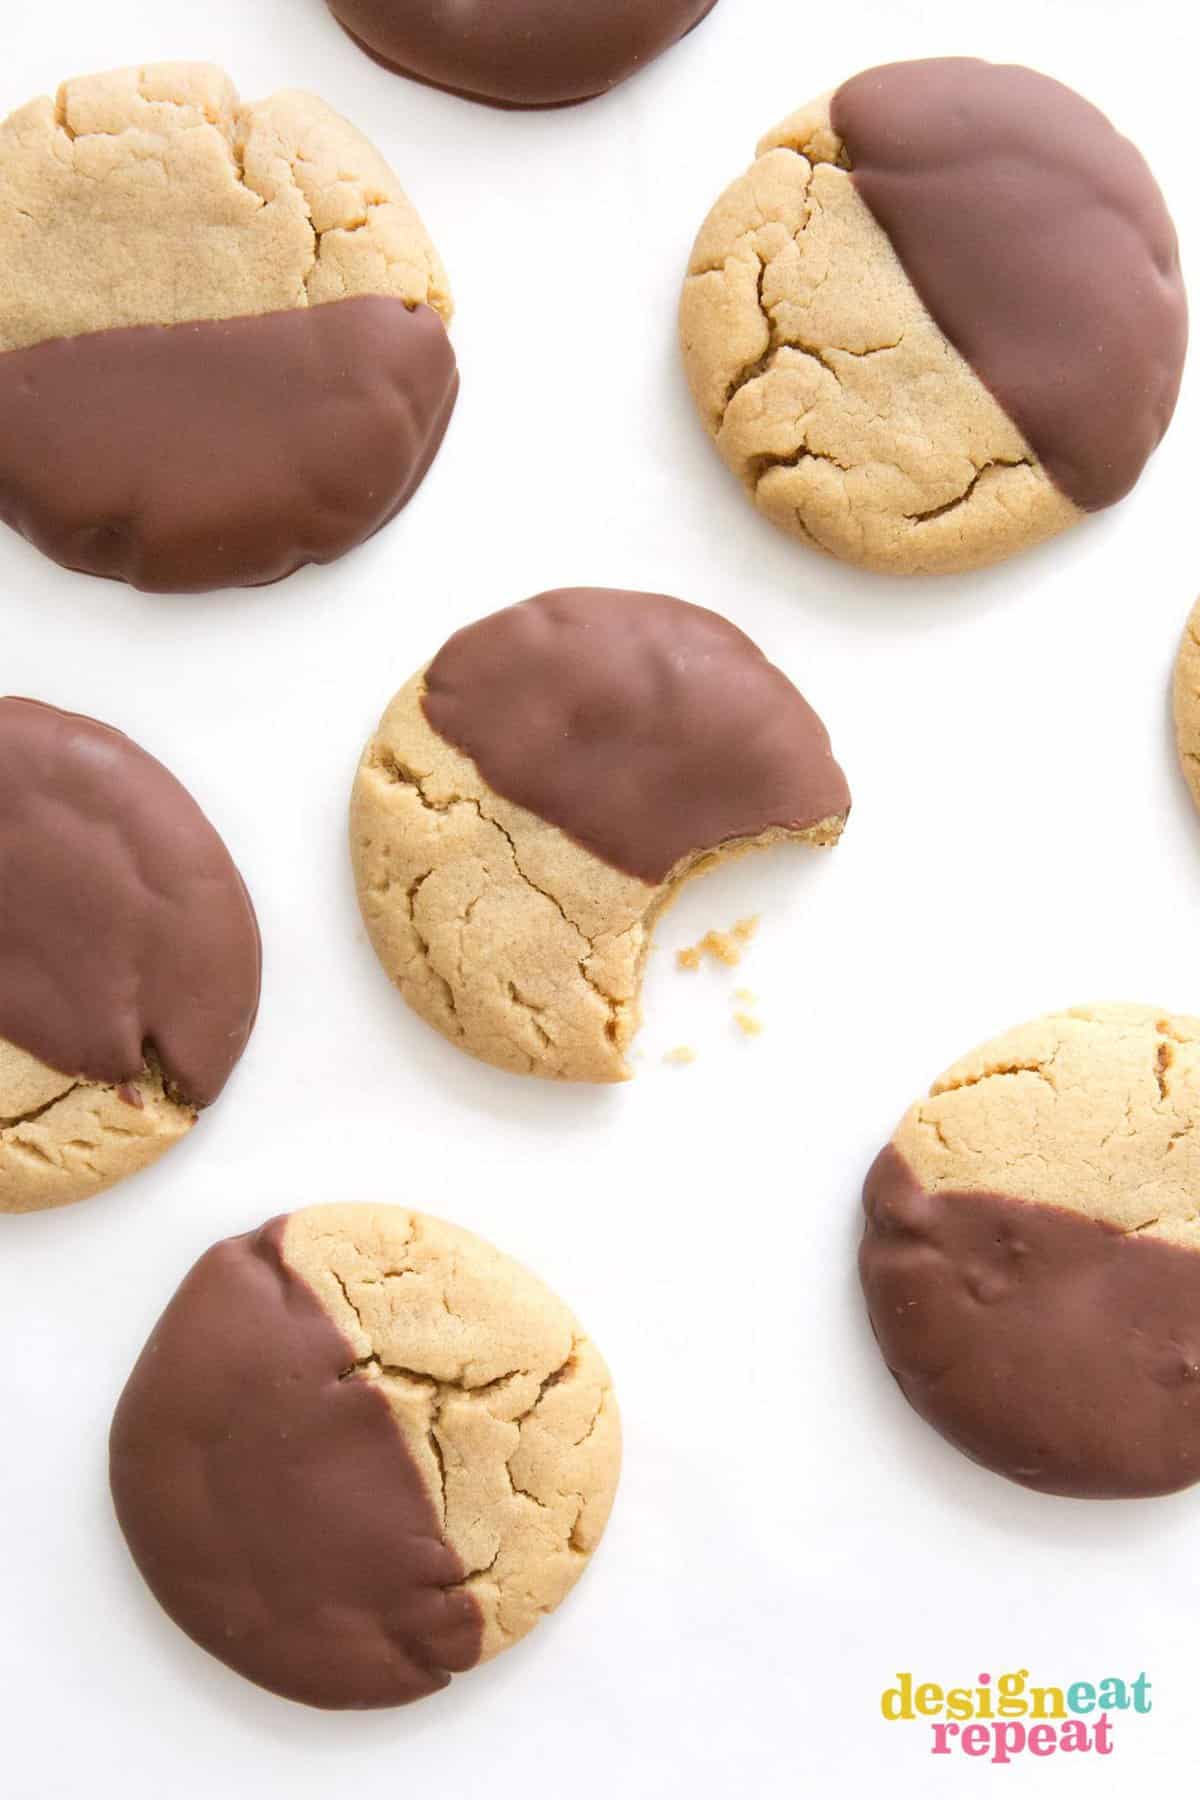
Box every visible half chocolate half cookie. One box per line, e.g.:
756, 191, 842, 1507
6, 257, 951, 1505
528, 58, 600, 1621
351, 586, 850, 1080
681, 59, 1187, 574
0, 63, 457, 592
110, 1205, 620, 1707
861, 1005, 1200, 1497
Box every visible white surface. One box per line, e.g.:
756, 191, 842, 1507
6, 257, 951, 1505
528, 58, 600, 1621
1, 1, 1197, 1793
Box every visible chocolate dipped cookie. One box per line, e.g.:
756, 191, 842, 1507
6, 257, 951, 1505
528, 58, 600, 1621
0, 63, 457, 592
110, 1205, 620, 1708
681, 59, 1187, 574
861, 1005, 1200, 1498
325, 0, 719, 109
0, 699, 260, 1213
350, 587, 850, 1081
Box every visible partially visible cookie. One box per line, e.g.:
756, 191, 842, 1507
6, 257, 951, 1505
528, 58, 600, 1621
1172, 597, 1200, 811
350, 587, 850, 1081
325, 0, 719, 109
110, 1204, 620, 1709
0, 63, 456, 592
0, 698, 261, 1213
861, 1005, 1200, 1497
681, 59, 1187, 574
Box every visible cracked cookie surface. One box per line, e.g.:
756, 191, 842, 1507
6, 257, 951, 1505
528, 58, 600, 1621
681, 62, 1185, 574
110, 1204, 620, 1709
861, 1005, 1200, 1496
350, 588, 849, 1081
0, 61, 456, 590
0, 697, 260, 1214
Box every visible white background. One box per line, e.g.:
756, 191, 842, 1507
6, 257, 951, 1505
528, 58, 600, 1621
1, 0, 1197, 1793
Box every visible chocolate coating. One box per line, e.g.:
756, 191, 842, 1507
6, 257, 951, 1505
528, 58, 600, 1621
861, 1146, 1200, 1498
0, 296, 457, 593
422, 588, 850, 884
0, 698, 260, 1106
831, 59, 1188, 511
110, 1216, 483, 1709
327, 0, 718, 108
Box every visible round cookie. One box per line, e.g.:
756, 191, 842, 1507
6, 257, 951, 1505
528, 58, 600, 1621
325, 0, 719, 109
0, 698, 260, 1214
680, 59, 1187, 575
110, 1204, 620, 1709
350, 587, 850, 1081
1172, 597, 1200, 812
860, 1004, 1200, 1498
0, 62, 456, 593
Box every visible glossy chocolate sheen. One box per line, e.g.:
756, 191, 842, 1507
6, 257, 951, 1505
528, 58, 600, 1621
0, 699, 260, 1106
422, 588, 851, 885
0, 296, 457, 593
110, 1216, 483, 1710
831, 59, 1188, 512
328, 0, 718, 108
860, 1145, 1200, 1498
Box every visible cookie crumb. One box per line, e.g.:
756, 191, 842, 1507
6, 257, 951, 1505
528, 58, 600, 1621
734, 1012, 763, 1038
676, 915, 759, 970
733, 987, 757, 1005
663, 1046, 697, 1066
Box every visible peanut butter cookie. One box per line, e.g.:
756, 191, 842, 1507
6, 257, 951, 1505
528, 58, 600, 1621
350, 587, 850, 1081
681, 60, 1186, 574
861, 1005, 1200, 1497
0, 62, 455, 591
110, 1205, 620, 1708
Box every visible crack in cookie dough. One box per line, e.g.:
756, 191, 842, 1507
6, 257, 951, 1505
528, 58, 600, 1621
904, 458, 1034, 523
680, 98, 1078, 573
0, 1078, 83, 1130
